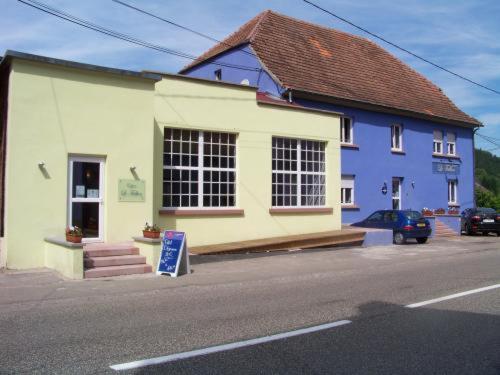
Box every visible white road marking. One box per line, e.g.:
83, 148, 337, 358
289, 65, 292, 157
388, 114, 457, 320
110, 319, 352, 371
406, 283, 500, 309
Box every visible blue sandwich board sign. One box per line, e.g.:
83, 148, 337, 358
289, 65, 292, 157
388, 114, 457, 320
157, 230, 190, 277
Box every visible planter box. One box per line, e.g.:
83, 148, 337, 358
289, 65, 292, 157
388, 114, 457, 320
143, 230, 161, 239
66, 234, 82, 243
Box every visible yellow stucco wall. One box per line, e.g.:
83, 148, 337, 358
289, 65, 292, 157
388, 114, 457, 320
154, 76, 341, 246
5, 60, 156, 269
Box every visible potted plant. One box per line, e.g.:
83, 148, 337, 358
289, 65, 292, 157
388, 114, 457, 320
143, 222, 161, 239
448, 208, 459, 215
421, 208, 433, 217
66, 226, 83, 243
434, 208, 445, 215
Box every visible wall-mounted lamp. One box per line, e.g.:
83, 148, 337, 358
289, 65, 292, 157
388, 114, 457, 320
38, 161, 45, 168
381, 181, 388, 195
411, 181, 415, 188
130, 166, 136, 172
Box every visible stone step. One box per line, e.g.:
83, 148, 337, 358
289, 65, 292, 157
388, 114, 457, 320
84, 264, 153, 279
84, 247, 140, 258
83, 242, 134, 250
84, 255, 146, 268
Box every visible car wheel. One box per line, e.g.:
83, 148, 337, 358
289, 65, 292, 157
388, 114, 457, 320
416, 237, 428, 244
482, 231, 489, 236
465, 224, 473, 236
393, 232, 405, 245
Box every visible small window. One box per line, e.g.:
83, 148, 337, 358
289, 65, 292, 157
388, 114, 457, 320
433, 130, 443, 154
214, 69, 222, 81
447, 132, 456, 155
341, 175, 354, 205
340, 117, 353, 144
391, 124, 403, 151
448, 180, 457, 204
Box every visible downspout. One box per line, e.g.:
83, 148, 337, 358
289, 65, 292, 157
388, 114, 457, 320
472, 126, 480, 208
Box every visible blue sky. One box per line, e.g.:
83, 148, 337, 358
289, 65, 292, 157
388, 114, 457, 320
2, 0, 500, 155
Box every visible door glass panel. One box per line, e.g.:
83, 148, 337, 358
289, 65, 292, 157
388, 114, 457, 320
71, 202, 99, 238
392, 178, 401, 210
72, 162, 100, 198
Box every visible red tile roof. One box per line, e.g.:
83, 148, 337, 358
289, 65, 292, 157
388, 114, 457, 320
181, 10, 480, 126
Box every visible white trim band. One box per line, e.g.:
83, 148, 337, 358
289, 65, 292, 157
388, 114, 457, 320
110, 319, 352, 371
405, 284, 500, 309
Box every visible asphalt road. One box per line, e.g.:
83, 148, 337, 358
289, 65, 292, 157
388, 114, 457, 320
0, 235, 499, 374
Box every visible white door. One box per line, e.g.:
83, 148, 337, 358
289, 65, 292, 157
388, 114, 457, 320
392, 178, 401, 210
68, 156, 105, 242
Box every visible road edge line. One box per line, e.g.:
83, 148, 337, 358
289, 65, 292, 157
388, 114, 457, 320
110, 319, 352, 371
405, 283, 500, 309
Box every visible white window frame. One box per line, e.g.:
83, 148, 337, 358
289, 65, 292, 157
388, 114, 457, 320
433, 130, 443, 154
163, 129, 237, 209
341, 175, 354, 206
272, 137, 326, 208
447, 132, 456, 156
392, 177, 402, 210
391, 124, 403, 151
448, 179, 458, 205
340, 117, 353, 145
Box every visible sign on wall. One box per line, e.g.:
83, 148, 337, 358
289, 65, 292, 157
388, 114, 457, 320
432, 162, 460, 175
157, 231, 190, 277
118, 179, 145, 202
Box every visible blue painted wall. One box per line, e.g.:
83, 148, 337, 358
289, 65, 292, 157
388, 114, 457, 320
182, 45, 475, 224
182, 44, 283, 97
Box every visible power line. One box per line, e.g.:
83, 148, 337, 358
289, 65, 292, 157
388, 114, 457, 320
476, 133, 500, 148
477, 133, 500, 142
17, 0, 260, 72
303, 0, 500, 96
111, 0, 258, 60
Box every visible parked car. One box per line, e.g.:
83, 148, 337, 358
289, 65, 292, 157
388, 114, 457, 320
460, 207, 500, 236
352, 210, 432, 245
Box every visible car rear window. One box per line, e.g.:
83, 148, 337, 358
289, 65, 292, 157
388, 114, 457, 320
477, 207, 496, 214
404, 211, 423, 220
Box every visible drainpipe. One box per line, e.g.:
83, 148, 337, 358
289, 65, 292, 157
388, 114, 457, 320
287, 89, 293, 103
472, 126, 480, 208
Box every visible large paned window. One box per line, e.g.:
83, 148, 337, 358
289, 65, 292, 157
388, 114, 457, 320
433, 130, 443, 154
448, 179, 458, 204
391, 124, 403, 151
447, 132, 456, 155
341, 175, 354, 205
340, 117, 353, 144
163, 128, 236, 208
272, 137, 326, 207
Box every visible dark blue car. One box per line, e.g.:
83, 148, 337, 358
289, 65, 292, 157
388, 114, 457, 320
352, 210, 432, 245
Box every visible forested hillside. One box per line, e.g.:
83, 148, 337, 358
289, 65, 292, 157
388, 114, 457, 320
475, 148, 500, 210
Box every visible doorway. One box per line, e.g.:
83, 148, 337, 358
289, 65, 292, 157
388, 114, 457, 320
392, 177, 402, 210
68, 156, 104, 242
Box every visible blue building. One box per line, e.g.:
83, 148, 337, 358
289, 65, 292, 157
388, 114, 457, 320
180, 10, 481, 223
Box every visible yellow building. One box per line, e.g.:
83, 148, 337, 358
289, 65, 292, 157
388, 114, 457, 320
0, 51, 343, 278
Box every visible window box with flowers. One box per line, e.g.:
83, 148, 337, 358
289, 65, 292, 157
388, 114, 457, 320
143, 223, 161, 239
448, 208, 460, 215
421, 208, 433, 217
433, 208, 446, 215
65, 226, 83, 243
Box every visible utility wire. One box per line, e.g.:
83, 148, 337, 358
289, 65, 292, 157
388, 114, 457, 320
303, 0, 500, 96
476, 133, 500, 148
477, 133, 500, 142
111, 0, 259, 60
17, 0, 260, 72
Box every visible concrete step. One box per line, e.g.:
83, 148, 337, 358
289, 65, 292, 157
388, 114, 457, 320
84, 247, 139, 258
84, 242, 134, 250
84, 255, 146, 268
84, 264, 153, 279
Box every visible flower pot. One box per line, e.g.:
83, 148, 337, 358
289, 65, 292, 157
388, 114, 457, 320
66, 234, 82, 243
143, 230, 160, 239
422, 211, 433, 217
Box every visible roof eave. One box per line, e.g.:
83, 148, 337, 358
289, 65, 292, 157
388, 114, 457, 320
291, 89, 482, 128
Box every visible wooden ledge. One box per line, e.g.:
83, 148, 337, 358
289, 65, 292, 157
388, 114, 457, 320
341, 143, 360, 150
391, 150, 406, 155
341, 205, 360, 210
269, 207, 333, 214
159, 208, 244, 216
